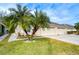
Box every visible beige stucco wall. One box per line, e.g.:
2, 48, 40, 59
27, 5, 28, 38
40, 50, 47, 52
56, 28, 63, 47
15, 25, 26, 36
35, 28, 76, 36
15, 25, 76, 36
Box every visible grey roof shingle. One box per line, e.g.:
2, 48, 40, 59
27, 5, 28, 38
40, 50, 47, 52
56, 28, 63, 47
49, 22, 74, 29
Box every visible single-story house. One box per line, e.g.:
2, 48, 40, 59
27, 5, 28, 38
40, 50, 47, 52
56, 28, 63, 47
35, 22, 76, 36
0, 22, 76, 36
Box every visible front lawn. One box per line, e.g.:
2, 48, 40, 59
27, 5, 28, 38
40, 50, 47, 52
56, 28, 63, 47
0, 37, 79, 55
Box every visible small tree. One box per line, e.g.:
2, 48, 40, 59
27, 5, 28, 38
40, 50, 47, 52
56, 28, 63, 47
28, 9, 50, 40
74, 22, 79, 34
9, 4, 31, 40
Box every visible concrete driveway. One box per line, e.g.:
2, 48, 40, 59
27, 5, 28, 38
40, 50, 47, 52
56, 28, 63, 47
44, 34, 79, 45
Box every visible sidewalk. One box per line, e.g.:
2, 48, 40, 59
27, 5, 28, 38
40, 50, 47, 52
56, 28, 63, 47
0, 34, 8, 41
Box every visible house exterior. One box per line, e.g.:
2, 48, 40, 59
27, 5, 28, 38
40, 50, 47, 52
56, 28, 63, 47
9, 22, 76, 36
0, 24, 5, 36
1, 22, 75, 36
0, 22, 75, 42
35, 23, 75, 36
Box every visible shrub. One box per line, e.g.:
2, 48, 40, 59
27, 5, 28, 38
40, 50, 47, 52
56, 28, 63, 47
67, 31, 77, 34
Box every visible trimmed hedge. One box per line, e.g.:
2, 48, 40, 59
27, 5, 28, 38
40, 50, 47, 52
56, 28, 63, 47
67, 31, 79, 35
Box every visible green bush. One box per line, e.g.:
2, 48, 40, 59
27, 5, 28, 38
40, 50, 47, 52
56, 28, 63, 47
67, 31, 79, 35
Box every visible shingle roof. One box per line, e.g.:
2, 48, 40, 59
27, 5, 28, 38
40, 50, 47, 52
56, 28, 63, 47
49, 22, 74, 29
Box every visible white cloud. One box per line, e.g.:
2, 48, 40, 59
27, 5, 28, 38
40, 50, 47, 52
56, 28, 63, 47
0, 3, 78, 25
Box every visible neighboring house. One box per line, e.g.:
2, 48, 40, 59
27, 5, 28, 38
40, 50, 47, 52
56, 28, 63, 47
0, 24, 5, 36
35, 22, 75, 36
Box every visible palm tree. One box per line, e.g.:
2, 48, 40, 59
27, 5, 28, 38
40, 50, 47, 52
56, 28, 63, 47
8, 4, 50, 40
3, 14, 17, 34
29, 9, 50, 39
9, 4, 31, 39
9, 4, 30, 27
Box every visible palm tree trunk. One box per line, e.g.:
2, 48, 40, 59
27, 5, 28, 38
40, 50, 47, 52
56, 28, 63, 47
24, 29, 31, 40
31, 26, 39, 39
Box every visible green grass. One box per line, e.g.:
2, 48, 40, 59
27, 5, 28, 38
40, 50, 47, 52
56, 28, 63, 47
0, 37, 79, 55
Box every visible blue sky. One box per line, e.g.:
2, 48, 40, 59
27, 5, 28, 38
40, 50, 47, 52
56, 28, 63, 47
0, 3, 79, 25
